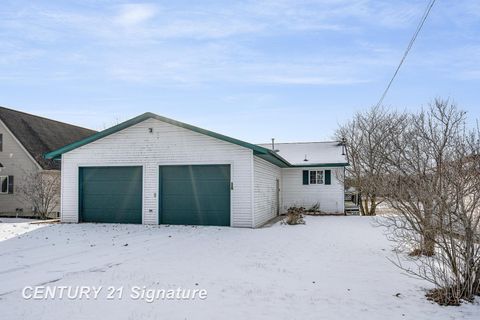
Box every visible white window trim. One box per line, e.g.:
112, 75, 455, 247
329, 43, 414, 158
309, 170, 324, 185
0, 175, 8, 194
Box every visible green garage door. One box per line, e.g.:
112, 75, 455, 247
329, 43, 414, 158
79, 166, 142, 224
159, 165, 230, 226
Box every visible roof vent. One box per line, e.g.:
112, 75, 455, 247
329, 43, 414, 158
340, 137, 347, 156
271, 138, 280, 153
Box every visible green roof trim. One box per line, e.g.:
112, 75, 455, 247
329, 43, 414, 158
45, 112, 272, 161
290, 163, 349, 168
255, 150, 291, 168
44, 112, 349, 169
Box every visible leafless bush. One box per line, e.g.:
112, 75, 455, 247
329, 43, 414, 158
301, 203, 322, 215
376, 99, 480, 305
18, 171, 60, 219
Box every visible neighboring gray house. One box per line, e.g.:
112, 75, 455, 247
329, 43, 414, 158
0, 107, 96, 216
45, 112, 348, 228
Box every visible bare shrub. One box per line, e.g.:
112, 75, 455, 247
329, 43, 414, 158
302, 203, 325, 216
377, 99, 480, 305
308, 203, 320, 212
18, 171, 60, 219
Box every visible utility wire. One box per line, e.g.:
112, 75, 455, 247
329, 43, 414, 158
375, 0, 437, 108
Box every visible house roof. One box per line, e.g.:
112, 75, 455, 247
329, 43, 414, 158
258, 141, 348, 167
0, 107, 97, 170
45, 112, 290, 167
44, 112, 348, 168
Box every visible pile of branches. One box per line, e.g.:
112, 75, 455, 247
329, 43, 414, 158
283, 207, 306, 225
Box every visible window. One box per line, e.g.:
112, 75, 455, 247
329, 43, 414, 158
309, 170, 324, 184
0, 133, 2, 152
0, 176, 8, 193
0, 176, 13, 194
303, 169, 332, 185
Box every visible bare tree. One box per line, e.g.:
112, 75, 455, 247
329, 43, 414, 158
381, 100, 466, 256
18, 171, 60, 219
430, 134, 480, 304
378, 99, 480, 304
337, 107, 405, 215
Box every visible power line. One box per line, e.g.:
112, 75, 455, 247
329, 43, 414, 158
375, 0, 437, 108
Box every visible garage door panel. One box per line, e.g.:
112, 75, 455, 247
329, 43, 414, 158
82, 167, 142, 180
162, 196, 230, 211
159, 165, 230, 226
161, 210, 230, 226
80, 166, 142, 224
83, 181, 142, 196
83, 195, 141, 209
162, 180, 230, 195
161, 211, 230, 226
162, 166, 229, 180
80, 209, 140, 224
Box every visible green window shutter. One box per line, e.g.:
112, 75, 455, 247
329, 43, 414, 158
8, 176, 14, 194
324, 170, 331, 185
302, 170, 309, 185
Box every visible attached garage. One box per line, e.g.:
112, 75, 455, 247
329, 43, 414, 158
45, 112, 348, 228
159, 165, 230, 226
79, 166, 143, 224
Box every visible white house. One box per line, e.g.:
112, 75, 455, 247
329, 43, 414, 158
45, 113, 348, 228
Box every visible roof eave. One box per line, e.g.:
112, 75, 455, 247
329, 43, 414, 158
43, 112, 348, 169
45, 112, 272, 160
290, 162, 350, 168
254, 150, 291, 168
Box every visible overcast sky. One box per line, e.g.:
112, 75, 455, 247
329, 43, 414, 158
1, 0, 479, 143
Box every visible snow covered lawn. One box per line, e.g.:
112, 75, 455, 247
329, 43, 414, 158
0, 218, 46, 241
0, 216, 478, 319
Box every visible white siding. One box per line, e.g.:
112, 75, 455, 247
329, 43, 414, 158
253, 156, 281, 227
61, 118, 254, 227
282, 167, 345, 214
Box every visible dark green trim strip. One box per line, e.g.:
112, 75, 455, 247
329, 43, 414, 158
291, 163, 349, 168
254, 150, 291, 168
44, 112, 349, 169
45, 112, 271, 160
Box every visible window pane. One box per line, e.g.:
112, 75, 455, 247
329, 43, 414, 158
317, 171, 324, 184
309, 171, 316, 184
0, 177, 7, 193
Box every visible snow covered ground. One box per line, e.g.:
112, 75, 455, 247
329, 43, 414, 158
0, 218, 45, 241
0, 216, 478, 320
